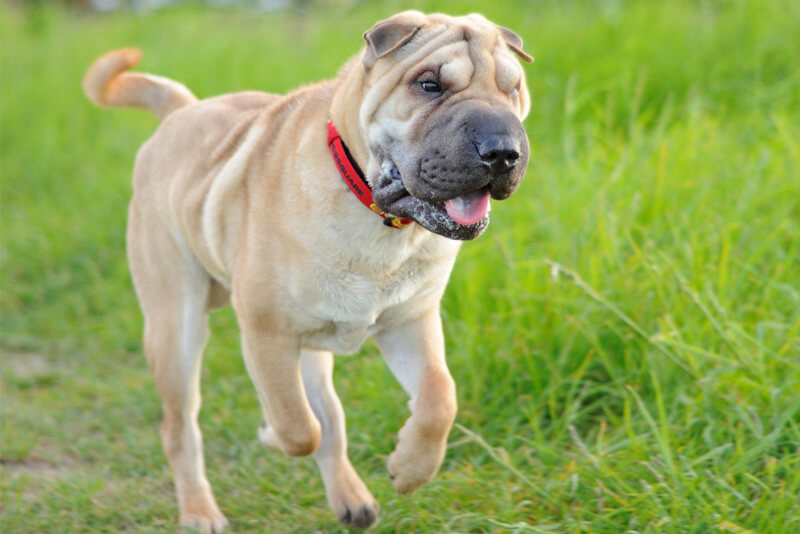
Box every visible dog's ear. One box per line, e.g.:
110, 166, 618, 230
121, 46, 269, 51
497, 26, 533, 63
363, 12, 424, 68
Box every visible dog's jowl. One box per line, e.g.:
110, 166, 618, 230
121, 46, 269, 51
84, 11, 531, 531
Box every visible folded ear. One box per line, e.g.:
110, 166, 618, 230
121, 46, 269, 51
497, 26, 533, 63
363, 12, 424, 68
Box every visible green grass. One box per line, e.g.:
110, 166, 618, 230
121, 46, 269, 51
2, 0, 799, 532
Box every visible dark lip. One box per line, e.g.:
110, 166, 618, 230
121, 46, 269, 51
377, 160, 491, 233
415, 191, 490, 229
406, 184, 491, 228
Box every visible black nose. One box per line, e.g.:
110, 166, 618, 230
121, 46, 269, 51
476, 138, 520, 173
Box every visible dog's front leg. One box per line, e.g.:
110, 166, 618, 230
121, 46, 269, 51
256, 350, 379, 527
374, 307, 457, 494
236, 308, 321, 457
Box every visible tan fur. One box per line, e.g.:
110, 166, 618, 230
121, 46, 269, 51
83, 48, 197, 120
85, 11, 530, 532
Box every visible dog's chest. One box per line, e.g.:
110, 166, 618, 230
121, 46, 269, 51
292, 240, 457, 354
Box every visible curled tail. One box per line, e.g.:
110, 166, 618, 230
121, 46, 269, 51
83, 49, 197, 120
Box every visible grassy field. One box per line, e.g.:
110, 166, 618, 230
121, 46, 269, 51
2, 0, 799, 532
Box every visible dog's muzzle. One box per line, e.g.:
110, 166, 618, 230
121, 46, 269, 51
373, 103, 529, 240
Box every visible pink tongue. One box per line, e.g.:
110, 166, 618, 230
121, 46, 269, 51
444, 189, 491, 226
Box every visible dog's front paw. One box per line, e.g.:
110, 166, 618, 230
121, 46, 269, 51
325, 465, 379, 529
181, 513, 229, 534
386, 424, 447, 495
178, 484, 228, 533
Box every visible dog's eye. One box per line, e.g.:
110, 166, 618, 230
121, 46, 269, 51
420, 81, 443, 93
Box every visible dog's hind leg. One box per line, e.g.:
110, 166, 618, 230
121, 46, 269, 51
128, 201, 227, 533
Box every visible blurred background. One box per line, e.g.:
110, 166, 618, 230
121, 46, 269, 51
2, 0, 799, 532
31, 0, 358, 13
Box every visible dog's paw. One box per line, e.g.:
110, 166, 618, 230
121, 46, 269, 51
178, 483, 228, 533
386, 449, 441, 495
180, 513, 228, 534
325, 464, 379, 529
386, 433, 446, 495
337, 502, 379, 529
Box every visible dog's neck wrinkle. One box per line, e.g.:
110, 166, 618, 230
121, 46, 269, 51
330, 58, 371, 178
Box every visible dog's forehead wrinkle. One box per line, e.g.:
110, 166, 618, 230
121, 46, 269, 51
359, 25, 461, 129
364, 29, 499, 133
390, 24, 449, 62
493, 49, 522, 93
462, 25, 495, 83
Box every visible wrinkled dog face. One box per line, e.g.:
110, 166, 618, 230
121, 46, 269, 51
361, 12, 532, 240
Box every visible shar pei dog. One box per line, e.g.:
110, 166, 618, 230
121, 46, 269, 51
83, 10, 532, 532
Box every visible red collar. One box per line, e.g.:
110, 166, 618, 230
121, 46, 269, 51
327, 119, 413, 229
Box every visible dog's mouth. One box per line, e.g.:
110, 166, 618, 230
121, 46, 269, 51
442, 188, 491, 226
372, 161, 492, 240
